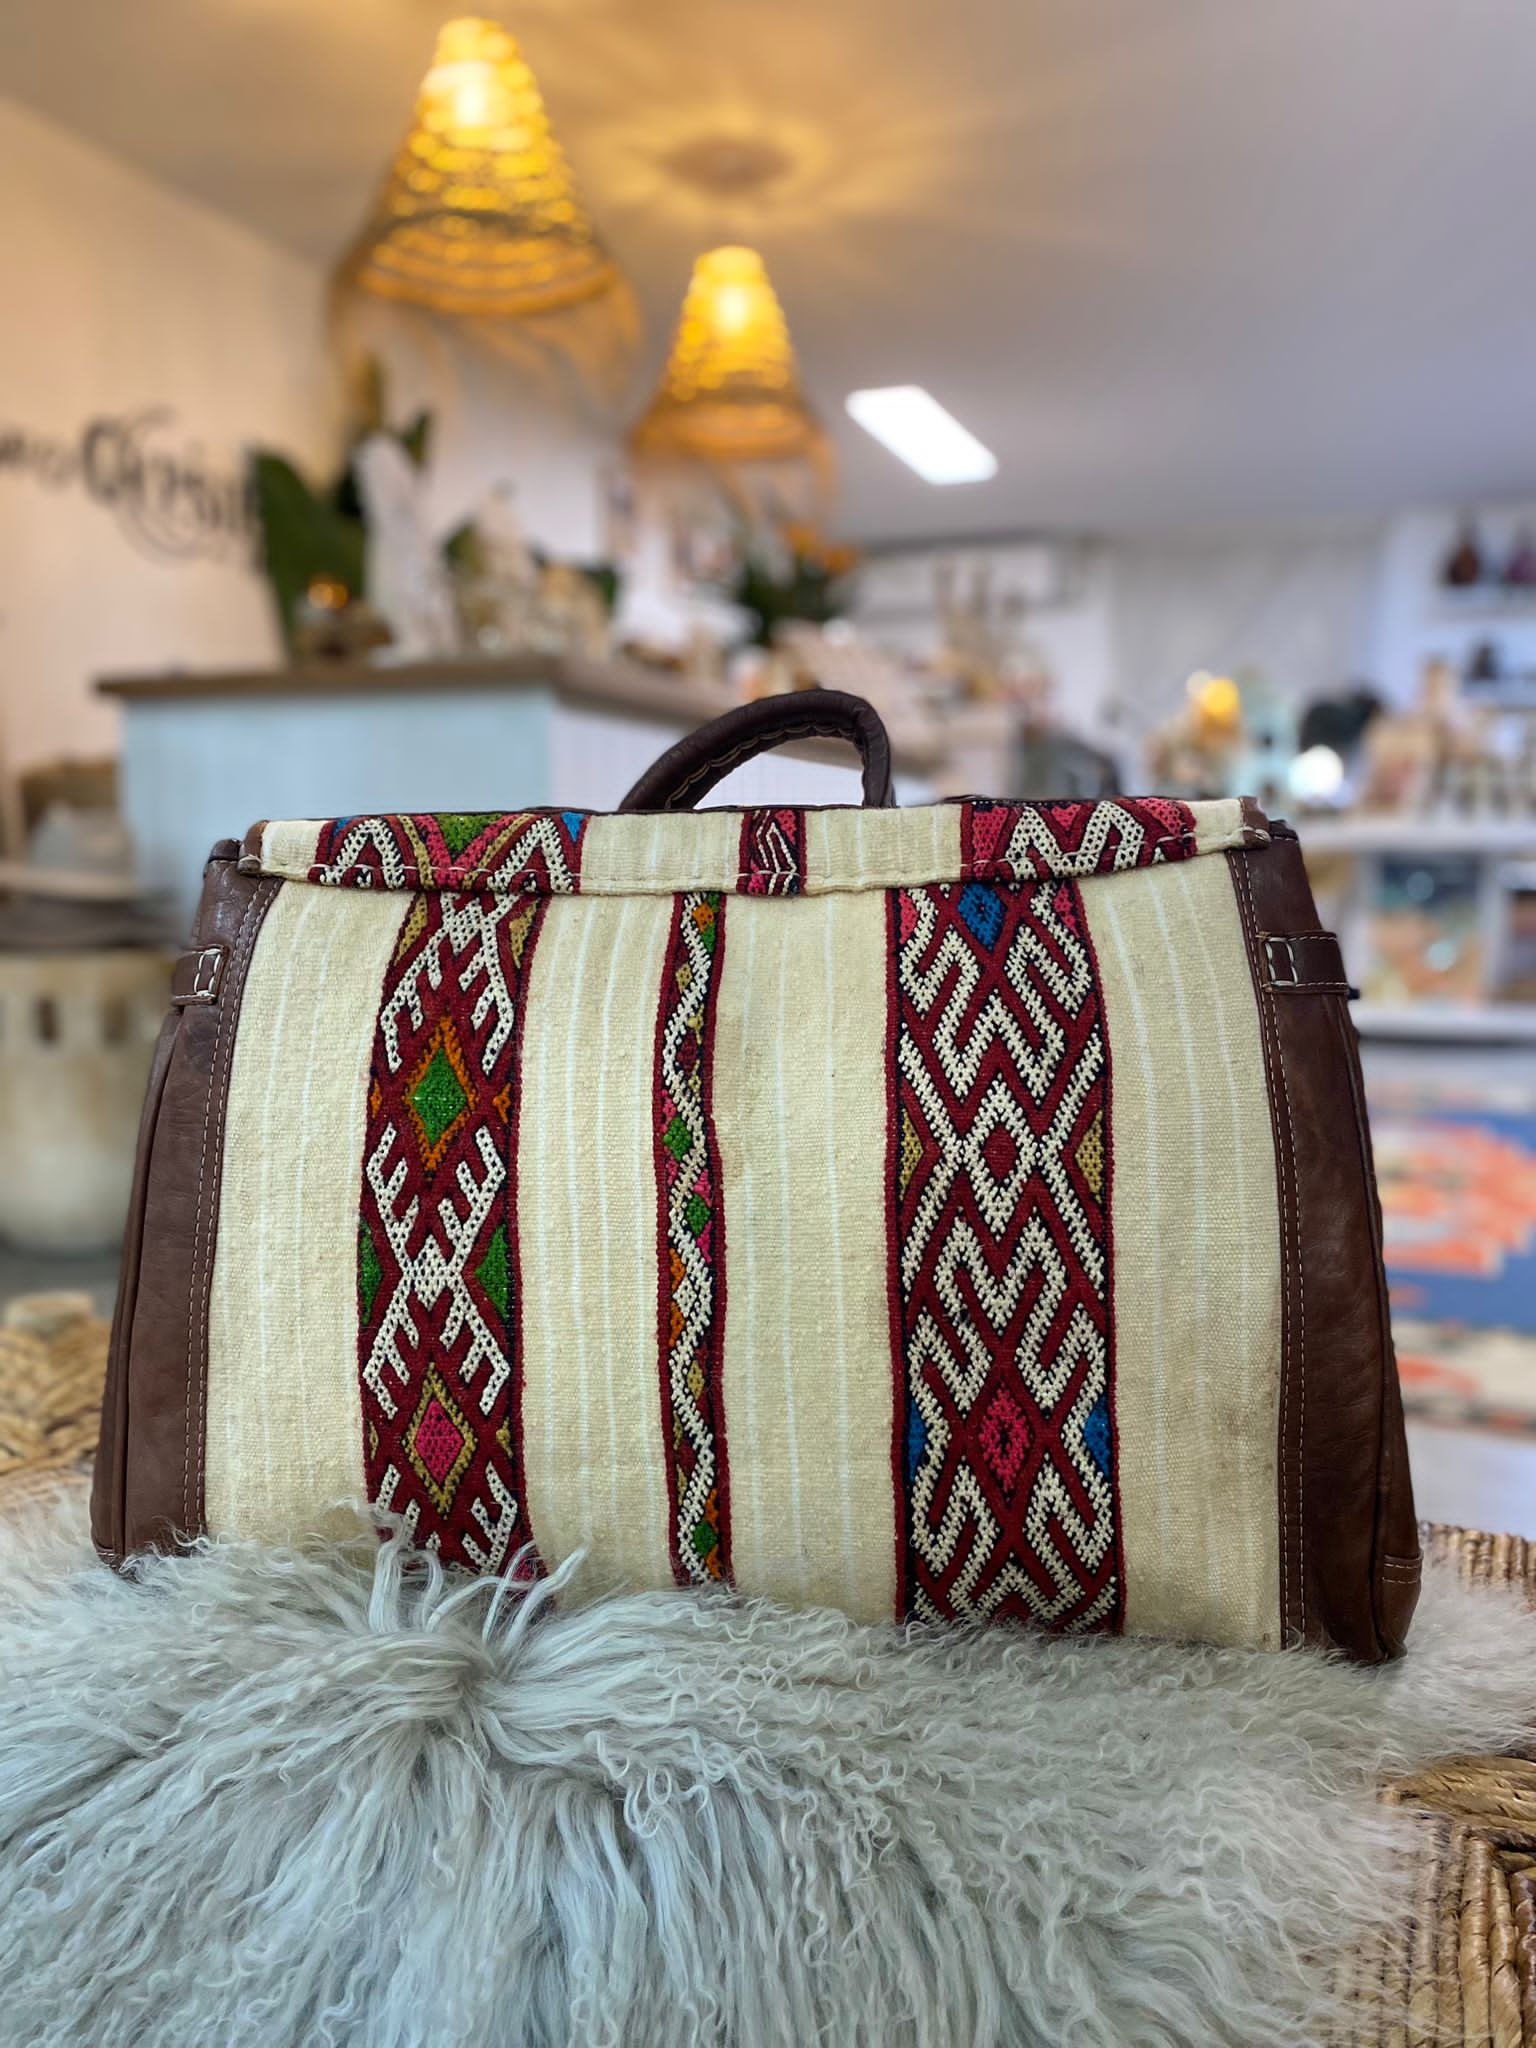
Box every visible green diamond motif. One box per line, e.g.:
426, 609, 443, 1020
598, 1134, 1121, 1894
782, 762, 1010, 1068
436, 813, 498, 856
663, 1114, 692, 1162
685, 1191, 710, 1237
410, 1044, 469, 1153
691, 1518, 717, 1559
359, 1221, 383, 1324
476, 1225, 511, 1319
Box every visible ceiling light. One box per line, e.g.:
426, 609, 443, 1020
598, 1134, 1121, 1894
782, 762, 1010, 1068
342, 17, 623, 320
844, 387, 997, 485
632, 247, 827, 469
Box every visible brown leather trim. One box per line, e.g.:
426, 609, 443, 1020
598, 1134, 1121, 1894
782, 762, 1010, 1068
617, 689, 896, 812
170, 945, 226, 1005
1228, 839, 1419, 1660
91, 1006, 180, 1561
1261, 931, 1352, 994
95, 853, 281, 1557
1238, 794, 1273, 845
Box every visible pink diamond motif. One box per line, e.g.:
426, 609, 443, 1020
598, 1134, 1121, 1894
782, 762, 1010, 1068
978, 1384, 1031, 1494
412, 1396, 466, 1484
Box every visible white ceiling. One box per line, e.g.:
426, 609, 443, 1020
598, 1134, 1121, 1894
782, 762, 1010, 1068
5, 0, 1535, 541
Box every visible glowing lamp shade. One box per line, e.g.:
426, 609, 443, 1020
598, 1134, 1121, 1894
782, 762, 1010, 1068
631, 247, 825, 467
345, 17, 622, 319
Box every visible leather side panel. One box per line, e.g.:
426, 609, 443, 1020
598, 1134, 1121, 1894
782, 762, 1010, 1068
90, 1007, 180, 1560
108, 854, 280, 1556
1227, 835, 1420, 1660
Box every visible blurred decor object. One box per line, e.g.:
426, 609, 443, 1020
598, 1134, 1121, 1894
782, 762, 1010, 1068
336, 18, 635, 393
1361, 856, 1484, 1006
0, 1294, 107, 1514
631, 248, 831, 494
1144, 670, 1246, 798
1505, 527, 1536, 590
1298, 686, 1382, 763
1466, 639, 1501, 685
768, 622, 931, 755
1011, 729, 1119, 802
1287, 744, 1346, 808
731, 520, 856, 648
444, 482, 539, 652
444, 485, 619, 657
292, 577, 391, 663
933, 558, 1034, 703
1499, 865, 1536, 1001
1358, 657, 1533, 818
353, 433, 459, 659
0, 798, 172, 952
249, 451, 368, 654
0, 782, 173, 1253
0, 949, 169, 1253
17, 757, 116, 841
1441, 516, 1486, 588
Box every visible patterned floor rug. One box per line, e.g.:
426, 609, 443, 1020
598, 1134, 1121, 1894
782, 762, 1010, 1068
1369, 1078, 1536, 1435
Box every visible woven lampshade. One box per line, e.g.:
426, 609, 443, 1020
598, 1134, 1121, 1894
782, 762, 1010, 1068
631, 246, 826, 467
346, 17, 622, 320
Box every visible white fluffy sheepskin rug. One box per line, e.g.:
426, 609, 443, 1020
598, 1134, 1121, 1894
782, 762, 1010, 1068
2, 1501, 1534, 2048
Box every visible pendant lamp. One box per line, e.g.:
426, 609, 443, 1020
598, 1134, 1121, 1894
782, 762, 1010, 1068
631, 246, 828, 471
344, 17, 624, 322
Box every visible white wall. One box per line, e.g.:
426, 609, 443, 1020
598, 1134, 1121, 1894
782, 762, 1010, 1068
1104, 527, 1383, 736
0, 97, 340, 772
0, 98, 620, 778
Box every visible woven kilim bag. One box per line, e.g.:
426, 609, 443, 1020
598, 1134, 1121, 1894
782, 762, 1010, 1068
93, 691, 1419, 1658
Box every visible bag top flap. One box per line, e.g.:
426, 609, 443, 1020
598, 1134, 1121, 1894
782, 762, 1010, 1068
238, 797, 1269, 901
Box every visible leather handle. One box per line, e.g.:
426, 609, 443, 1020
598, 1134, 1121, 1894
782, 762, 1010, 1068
618, 689, 896, 812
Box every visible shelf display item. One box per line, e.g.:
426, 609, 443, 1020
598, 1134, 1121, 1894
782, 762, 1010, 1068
1441, 517, 1487, 588
1362, 856, 1485, 1005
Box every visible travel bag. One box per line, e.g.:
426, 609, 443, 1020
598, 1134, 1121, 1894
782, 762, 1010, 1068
93, 689, 1420, 1657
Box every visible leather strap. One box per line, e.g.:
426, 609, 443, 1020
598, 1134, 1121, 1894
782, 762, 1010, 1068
1261, 931, 1354, 995
170, 946, 226, 1006
619, 690, 896, 812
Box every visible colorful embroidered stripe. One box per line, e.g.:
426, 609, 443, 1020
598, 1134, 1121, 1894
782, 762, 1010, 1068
258, 797, 1248, 896
961, 797, 1198, 881
358, 887, 547, 1572
738, 808, 806, 895
312, 811, 586, 894
890, 876, 1122, 1629
654, 891, 732, 1582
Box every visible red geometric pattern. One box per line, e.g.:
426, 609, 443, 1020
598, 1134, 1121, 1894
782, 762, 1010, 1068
738, 808, 805, 895
311, 811, 585, 894
358, 888, 546, 1572
960, 797, 1197, 882
653, 892, 732, 1582
891, 875, 1122, 1630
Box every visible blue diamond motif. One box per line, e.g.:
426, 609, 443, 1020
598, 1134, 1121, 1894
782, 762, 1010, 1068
905, 1401, 929, 1481
958, 882, 1005, 948
1082, 1391, 1112, 1475
560, 810, 586, 840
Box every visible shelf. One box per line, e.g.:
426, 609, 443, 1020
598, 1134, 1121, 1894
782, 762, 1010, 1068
1298, 816, 1536, 857
1427, 593, 1536, 624
1349, 1001, 1536, 1042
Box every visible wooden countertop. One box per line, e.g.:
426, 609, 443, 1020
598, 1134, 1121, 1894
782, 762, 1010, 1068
97, 654, 943, 774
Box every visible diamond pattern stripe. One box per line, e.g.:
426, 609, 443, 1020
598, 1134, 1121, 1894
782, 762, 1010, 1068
359, 887, 546, 1572
892, 877, 1123, 1631
654, 892, 731, 1581
312, 811, 585, 894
